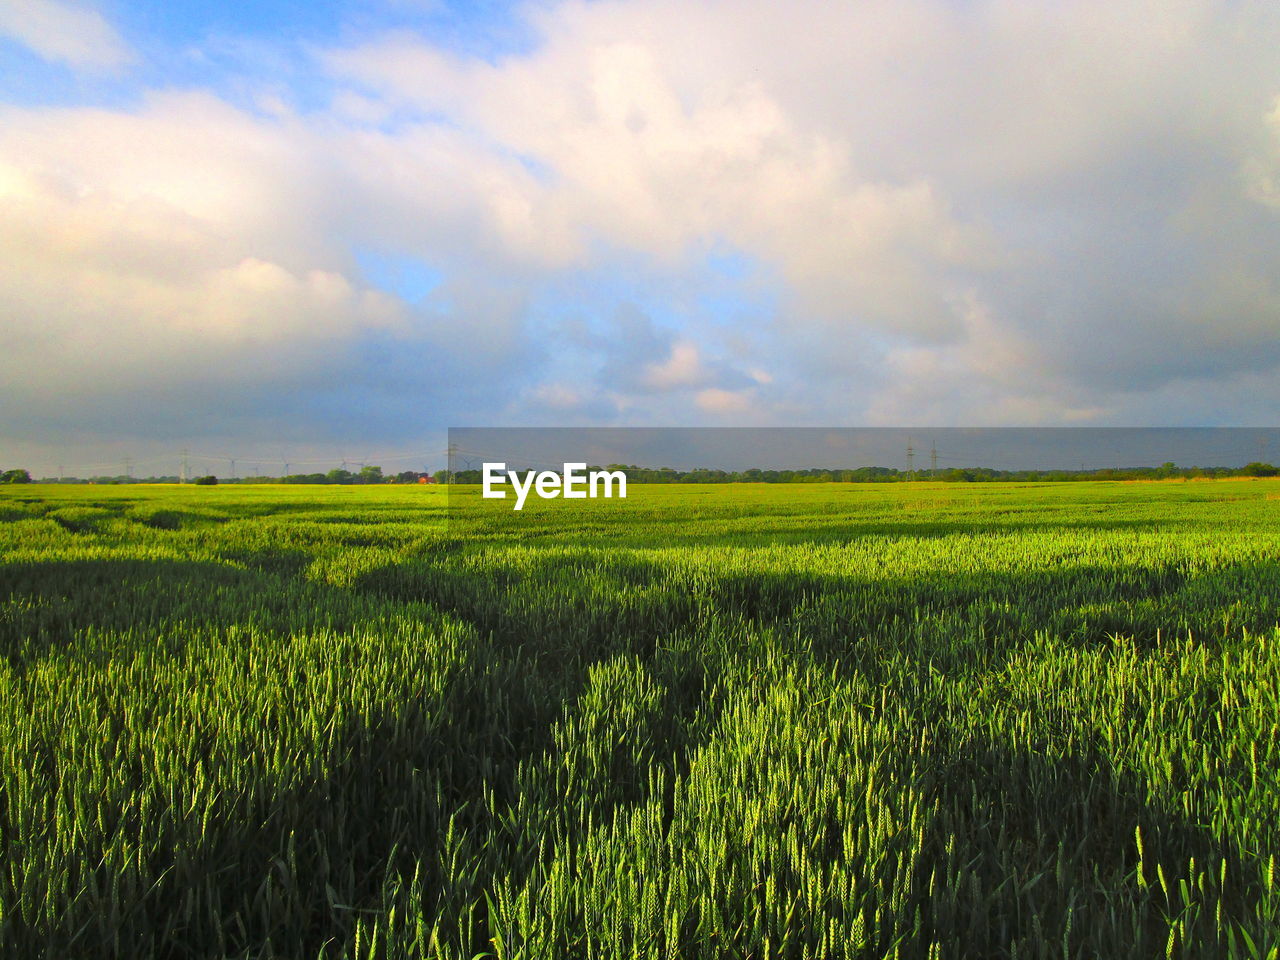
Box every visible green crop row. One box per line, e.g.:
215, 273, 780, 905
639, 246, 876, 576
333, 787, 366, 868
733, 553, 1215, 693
0, 480, 1277, 958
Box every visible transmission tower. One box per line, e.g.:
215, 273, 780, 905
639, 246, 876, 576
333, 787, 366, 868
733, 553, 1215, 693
181, 449, 189, 484
906, 438, 915, 480
930, 441, 938, 478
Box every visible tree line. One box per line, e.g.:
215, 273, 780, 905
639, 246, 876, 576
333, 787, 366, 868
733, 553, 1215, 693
9, 462, 1279, 485
16, 467, 438, 485
441, 461, 1280, 484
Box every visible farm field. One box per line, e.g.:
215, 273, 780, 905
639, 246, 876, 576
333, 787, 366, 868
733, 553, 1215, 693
1, 479, 1279, 958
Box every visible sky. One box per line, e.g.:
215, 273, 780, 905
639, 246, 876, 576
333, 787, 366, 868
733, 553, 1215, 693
2, 0, 1279, 477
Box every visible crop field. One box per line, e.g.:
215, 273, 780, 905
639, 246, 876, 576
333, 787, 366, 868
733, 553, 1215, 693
1, 479, 1278, 959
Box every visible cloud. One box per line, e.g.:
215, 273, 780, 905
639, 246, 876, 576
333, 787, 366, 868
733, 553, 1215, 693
5, 0, 1280, 473
0, 91, 540, 451
327, 13, 990, 339
1244, 95, 1280, 210
322, 0, 1280, 411
640, 341, 707, 390
0, 0, 132, 71
695, 387, 753, 415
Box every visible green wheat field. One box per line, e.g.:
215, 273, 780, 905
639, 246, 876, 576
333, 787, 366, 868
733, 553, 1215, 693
1, 479, 1278, 959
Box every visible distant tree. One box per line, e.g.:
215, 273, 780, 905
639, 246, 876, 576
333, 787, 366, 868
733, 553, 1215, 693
1, 469, 32, 484
358, 465, 384, 484
193, 475, 218, 486
1242, 461, 1279, 477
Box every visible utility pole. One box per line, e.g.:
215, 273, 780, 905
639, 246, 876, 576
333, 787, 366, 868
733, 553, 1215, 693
906, 438, 915, 481
930, 441, 938, 478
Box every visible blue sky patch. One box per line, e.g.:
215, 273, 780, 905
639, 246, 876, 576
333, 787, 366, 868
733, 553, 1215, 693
354, 247, 445, 304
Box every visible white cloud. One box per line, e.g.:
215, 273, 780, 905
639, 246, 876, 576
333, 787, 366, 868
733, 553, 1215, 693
0, 92, 530, 437
640, 340, 706, 390
322, 0, 1280, 402
695, 388, 754, 415
864, 295, 1090, 425
328, 12, 990, 338
1244, 95, 1280, 209
530, 382, 584, 410
0, 0, 132, 71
